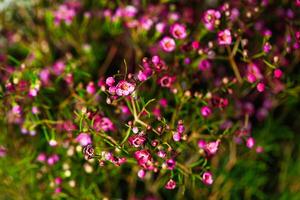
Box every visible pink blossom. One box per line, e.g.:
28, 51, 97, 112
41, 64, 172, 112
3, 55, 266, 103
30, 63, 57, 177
86, 82, 96, 94
246, 63, 262, 83
158, 75, 176, 88
202, 171, 213, 185
198, 59, 211, 71
205, 141, 220, 155
218, 29, 232, 45
172, 132, 181, 142
160, 37, 176, 52
128, 134, 146, 147
134, 150, 153, 169
53, 61, 65, 75
201, 106, 212, 117
165, 179, 176, 190
257, 82, 265, 92
54, 5, 76, 26
0, 146, 6, 157
93, 116, 114, 132
203, 9, 221, 30
246, 137, 255, 149
137, 169, 146, 179
157, 150, 166, 158
105, 77, 115, 87
159, 98, 168, 108
165, 159, 176, 170
273, 69, 283, 79
115, 81, 135, 96
37, 153, 47, 162
76, 133, 92, 146
170, 23, 187, 39
198, 140, 206, 149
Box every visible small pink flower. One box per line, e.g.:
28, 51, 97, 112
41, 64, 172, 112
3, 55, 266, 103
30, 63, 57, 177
198, 140, 206, 149
53, 61, 65, 75
205, 141, 220, 155
54, 5, 76, 26
128, 134, 146, 147
218, 29, 232, 45
273, 69, 283, 79
256, 146, 264, 153
173, 132, 181, 142
0, 146, 6, 157
54, 187, 62, 194
93, 116, 114, 132
203, 9, 221, 30
165, 159, 176, 170
76, 133, 92, 146
263, 42, 272, 53
105, 77, 115, 87
159, 98, 168, 108
257, 82, 265, 92
32, 106, 40, 114
156, 22, 166, 33
137, 169, 146, 179
201, 106, 212, 117
158, 75, 176, 88
246, 63, 262, 83
157, 150, 166, 158
160, 37, 176, 52
86, 82, 96, 94
246, 137, 255, 149
115, 81, 135, 96
55, 177, 62, 185
165, 179, 176, 190
37, 153, 47, 162
198, 59, 211, 71
134, 150, 153, 169
170, 23, 187, 39
202, 171, 213, 185
29, 88, 38, 97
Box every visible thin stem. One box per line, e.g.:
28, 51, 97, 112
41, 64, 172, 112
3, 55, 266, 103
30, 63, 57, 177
227, 46, 243, 84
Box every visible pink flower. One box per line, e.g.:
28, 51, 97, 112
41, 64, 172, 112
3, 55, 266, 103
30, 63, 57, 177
159, 75, 176, 88
134, 150, 153, 169
93, 116, 114, 132
246, 137, 255, 149
273, 69, 283, 79
137, 169, 146, 179
86, 82, 96, 94
202, 171, 213, 185
203, 9, 221, 30
198, 59, 211, 71
53, 61, 65, 75
263, 42, 272, 53
76, 133, 92, 146
218, 29, 232, 45
165, 179, 176, 190
205, 141, 220, 155
201, 106, 212, 117
159, 98, 168, 108
115, 81, 135, 96
173, 132, 181, 142
170, 23, 187, 39
157, 150, 166, 158
128, 134, 146, 147
246, 63, 262, 83
198, 140, 206, 149
160, 37, 176, 52
257, 82, 265, 92
165, 159, 176, 170
54, 5, 76, 26
37, 153, 47, 162
105, 77, 115, 87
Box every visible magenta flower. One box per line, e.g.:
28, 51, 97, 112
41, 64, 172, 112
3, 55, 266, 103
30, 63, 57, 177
134, 149, 153, 169
115, 80, 135, 96
202, 171, 213, 185
201, 106, 212, 117
36, 153, 47, 162
0, 146, 7, 157
105, 77, 115, 87
198, 140, 206, 149
76, 133, 92, 146
53, 61, 65, 75
165, 179, 176, 190
86, 82, 96, 95
205, 141, 220, 155
257, 82, 265, 92
246, 137, 255, 149
160, 37, 176, 52
158, 75, 176, 88
137, 169, 146, 179
128, 134, 146, 147
202, 9, 221, 30
173, 132, 181, 142
198, 59, 212, 71
54, 5, 76, 26
170, 23, 187, 39
274, 69, 283, 79
93, 117, 114, 132
165, 159, 176, 170
218, 29, 232, 45
246, 63, 262, 83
